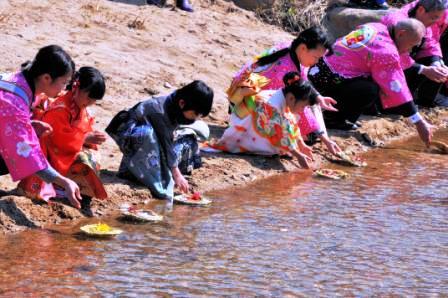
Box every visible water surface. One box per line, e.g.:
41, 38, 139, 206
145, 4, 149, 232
0, 130, 447, 296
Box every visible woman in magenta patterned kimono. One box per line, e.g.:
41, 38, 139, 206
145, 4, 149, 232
382, 0, 448, 107
0, 45, 83, 208
308, 20, 433, 146
230, 27, 342, 156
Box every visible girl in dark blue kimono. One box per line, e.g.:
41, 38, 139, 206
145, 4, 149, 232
106, 80, 213, 199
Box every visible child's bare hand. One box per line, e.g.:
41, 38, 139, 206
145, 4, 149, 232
85, 131, 107, 145
174, 174, 189, 193
31, 120, 53, 137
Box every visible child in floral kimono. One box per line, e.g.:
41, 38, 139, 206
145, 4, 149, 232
106, 80, 213, 200
19, 67, 108, 201
0, 45, 82, 208
214, 72, 317, 169
231, 26, 342, 156
308, 20, 433, 146
382, 0, 448, 107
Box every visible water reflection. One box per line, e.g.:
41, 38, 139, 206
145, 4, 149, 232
0, 130, 447, 296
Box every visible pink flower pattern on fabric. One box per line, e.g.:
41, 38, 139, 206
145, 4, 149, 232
0, 72, 48, 181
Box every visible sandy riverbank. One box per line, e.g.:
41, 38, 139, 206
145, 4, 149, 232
0, 0, 447, 233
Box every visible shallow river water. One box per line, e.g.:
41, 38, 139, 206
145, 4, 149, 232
0, 130, 447, 297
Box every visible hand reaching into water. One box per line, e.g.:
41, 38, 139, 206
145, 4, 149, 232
321, 135, 342, 156
54, 176, 82, 209
415, 119, 433, 147
298, 141, 314, 161
172, 167, 190, 193
293, 150, 312, 169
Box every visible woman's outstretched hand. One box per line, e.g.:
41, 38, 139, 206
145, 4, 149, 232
321, 135, 342, 156
317, 95, 338, 112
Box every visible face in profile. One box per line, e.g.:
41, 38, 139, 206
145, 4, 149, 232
285, 92, 310, 114
416, 6, 445, 27
296, 44, 327, 67
41, 73, 72, 98
395, 30, 423, 54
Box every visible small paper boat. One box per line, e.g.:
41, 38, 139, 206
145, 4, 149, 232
173, 193, 212, 205
336, 151, 367, 167
80, 223, 123, 237
314, 169, 349, 180
121, 208, 163, 222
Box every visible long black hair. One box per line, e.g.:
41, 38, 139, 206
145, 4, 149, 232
256, 26, 332, 70
21, 45, 74, 94
67, 66, 106, 100
282, 72, 318, 106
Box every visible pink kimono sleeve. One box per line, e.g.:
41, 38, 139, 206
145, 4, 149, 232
400, 53, 415, 70
297, 108, 321, 137
0, 114, 48, 181
370, 52, 413, 109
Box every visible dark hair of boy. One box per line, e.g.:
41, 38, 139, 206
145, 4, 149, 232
175, 80, 214, 117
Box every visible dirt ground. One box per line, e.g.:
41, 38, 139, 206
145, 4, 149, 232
0, 0, 447, 233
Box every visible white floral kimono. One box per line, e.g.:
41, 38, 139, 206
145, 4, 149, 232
214, 89, 301, 156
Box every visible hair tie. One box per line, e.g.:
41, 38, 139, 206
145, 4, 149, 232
287, 75, 301, 86
72, 79, 80, 89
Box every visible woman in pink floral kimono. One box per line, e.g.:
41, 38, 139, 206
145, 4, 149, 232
0, 45, 82, 208
230, 27, 342, 156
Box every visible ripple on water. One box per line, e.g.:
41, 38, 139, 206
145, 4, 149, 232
0, 131, 447, 296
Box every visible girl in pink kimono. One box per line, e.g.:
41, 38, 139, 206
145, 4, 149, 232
382, 0, 448, 107
230, 27, 342, 156
0, 45, 82, 209
308, 20, 433, 146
